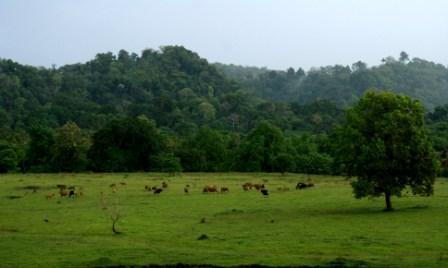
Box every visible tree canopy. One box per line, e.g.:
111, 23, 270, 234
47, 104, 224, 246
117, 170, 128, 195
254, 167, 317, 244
335, 91, 439, 210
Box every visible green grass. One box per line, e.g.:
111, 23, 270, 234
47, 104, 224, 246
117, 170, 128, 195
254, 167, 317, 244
0, 173, 447, 267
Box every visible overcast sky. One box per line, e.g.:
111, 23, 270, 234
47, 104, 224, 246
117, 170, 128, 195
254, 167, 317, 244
1, 0, 447, 70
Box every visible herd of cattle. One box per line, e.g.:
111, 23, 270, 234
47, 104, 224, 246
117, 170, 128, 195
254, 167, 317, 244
142, 180, 315, 197
44, 179, 315, 200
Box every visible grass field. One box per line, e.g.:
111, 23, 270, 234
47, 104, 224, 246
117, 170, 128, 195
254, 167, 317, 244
0, 173, 447, 268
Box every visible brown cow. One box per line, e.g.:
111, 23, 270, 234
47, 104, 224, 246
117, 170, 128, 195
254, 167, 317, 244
253, 184, 264, 191
203, 185, 218, 193
242, 182, 253, 191
59, 189, 68, 197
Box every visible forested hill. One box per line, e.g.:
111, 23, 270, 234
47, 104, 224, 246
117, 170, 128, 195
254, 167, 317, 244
0, 46, 242, 131
0, 46, 344, 133
215, 54, 448, 109
1, 46, 448, 134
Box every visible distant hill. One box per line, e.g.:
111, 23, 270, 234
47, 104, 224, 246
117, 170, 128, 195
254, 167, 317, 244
215, 56, 448, 109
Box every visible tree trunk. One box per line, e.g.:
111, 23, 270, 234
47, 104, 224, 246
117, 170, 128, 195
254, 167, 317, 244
384, 192, 393, 211
112, 220, 118, 234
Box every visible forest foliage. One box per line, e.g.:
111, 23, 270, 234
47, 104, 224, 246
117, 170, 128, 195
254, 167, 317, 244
0, 46, 448, 174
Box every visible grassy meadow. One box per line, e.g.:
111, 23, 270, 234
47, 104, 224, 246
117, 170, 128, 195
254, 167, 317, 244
0, 173, 447, 267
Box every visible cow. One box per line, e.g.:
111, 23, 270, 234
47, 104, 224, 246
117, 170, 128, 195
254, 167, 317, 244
154, 188, 163, 194
203, 185, 218, 193
242, 183, 253, 191
69, 190, 76, 198
184, 187, 189, 194
59, 189, 69, 197
261, 189, 269, 196
296, 182, 314, 190
253, 184, 264, 191
220, 187, 229, 193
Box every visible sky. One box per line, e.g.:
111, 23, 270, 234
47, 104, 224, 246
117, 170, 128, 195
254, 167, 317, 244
0, 0, 447, 70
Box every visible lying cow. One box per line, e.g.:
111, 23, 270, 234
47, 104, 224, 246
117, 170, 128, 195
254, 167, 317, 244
296, 182, 314, 190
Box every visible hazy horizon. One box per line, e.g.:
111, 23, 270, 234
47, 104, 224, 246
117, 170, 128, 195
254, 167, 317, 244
1, 0, 447, 70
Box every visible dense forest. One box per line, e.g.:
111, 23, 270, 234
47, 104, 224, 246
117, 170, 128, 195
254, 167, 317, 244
216, 51, 448, 109
1, 46, 448, 175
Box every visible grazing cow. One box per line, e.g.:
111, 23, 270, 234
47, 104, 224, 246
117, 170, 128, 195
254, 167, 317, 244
261, 189, 269, 196
46, 193, 55, 200
220, 187, 229, 193
203, 185, 218, 193
59, 189, 68, 197
242, 183, 253, 191
69, 190, 76, 198
184, 187, 189, 194
253, 184, 264, 191
162, 182, 168, 188
296, 182, 308, 190
154, 188, 163, 194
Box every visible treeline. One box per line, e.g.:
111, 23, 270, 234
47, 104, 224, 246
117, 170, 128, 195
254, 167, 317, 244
216, 52, 448, 109
0, 118, 334, 174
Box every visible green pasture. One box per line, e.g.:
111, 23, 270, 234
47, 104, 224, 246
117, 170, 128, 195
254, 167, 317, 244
0, 173, 447, 267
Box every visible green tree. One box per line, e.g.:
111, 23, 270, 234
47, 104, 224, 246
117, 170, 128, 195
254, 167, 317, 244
0, 140, 17, 173
26, 126, 55, 172
179, 127, 227, 171
152, 152, 182, 175
399, 51, 409, 62
51, 122, 90, 172
237, 121, 286, 172
88, 117, 163, 172
336, 91, 439, 211
273, 152, 296, 174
